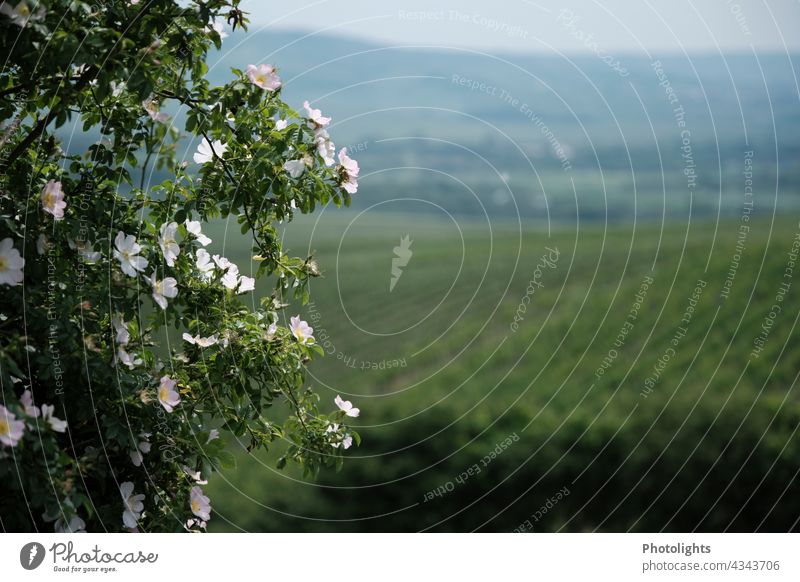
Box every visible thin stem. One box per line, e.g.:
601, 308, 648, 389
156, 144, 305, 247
140, 124, 155, 191
3, 113, 53, 170
0, 75, 81, 99
88, 84, 109, 125
282, 385, 310, 433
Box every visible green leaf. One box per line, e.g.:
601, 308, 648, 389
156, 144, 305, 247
216, 450, 236, 470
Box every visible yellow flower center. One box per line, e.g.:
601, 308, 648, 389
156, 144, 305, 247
43, 192, 55, 208
0, 256, 7, 271
191, 499, 201, 513
159, 386, 169, 401
0, 419, 9, 436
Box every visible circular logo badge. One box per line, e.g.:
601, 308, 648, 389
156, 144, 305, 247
19, 542, 46, 570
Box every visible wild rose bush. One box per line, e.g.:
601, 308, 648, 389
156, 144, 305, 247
0, 0, 361, 532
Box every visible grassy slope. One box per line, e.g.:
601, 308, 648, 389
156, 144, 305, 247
206, 212, 800, 532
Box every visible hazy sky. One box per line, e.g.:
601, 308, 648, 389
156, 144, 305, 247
240, 0, 800, 55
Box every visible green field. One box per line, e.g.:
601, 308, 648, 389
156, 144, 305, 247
205, 211, 800, 532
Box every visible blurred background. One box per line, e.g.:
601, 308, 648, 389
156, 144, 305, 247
147, 1, 800, 531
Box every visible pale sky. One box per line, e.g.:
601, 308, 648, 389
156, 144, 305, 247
240, 0, 800, 55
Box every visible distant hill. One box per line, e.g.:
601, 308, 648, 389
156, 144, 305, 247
67, 30, 800, 220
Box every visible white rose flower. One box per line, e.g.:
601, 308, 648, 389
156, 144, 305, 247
337, 147, 360, 194
112, 314, 130, 345
185, 220, 212, 246
41, 180, 67, 219
335, 394, 360, 418
157, 375, 181, 412
0, 237, 24, 286
246, 64, 281, 91
283, 159, 306, 178
212, 254, 233, 270
68, 238, 101, 263
158, 222, 180, 267
0, 1, 45, 27
120, 482, 145, 528
182, 465, 208, 485
205, 18, 228, 39
290, 315, 314, 345
189, 486, 212, 521
182, 333, 219, 347
19, 390, 40, 418
0, 404, 25, 446
55, 515, 86, 533
315, 129, 335, 166
41, 404, 67, 433
193, 138, 227, 164
146, 271, 178, 309
130, 435, 151, 467
36, 233, 47, 256
237, 276, 255, 293
142, 95, 169, 123
221, 263, 240, 290
117, 347, 142, 369
303, 100, 331, 128
195, 248, 214, 279
113, 232, 148, 277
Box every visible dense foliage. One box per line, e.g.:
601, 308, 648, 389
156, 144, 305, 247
0, 0, 360, 532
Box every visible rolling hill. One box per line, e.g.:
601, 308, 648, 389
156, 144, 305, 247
205, 211, 800, 531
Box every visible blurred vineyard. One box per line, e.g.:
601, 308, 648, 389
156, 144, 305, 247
203, 212, 800, 532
